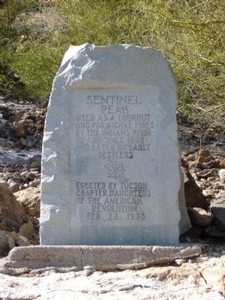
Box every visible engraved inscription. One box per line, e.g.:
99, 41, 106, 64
74, 94, 155, 160
76, 181, 151, 222
73, 88, 158, 225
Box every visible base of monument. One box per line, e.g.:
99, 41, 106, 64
0, 245, 202, 274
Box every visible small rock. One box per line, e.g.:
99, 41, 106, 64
6, 233, 15, 250
7, 178, 16, 186
15, 120, 28, 138
182, 167, 209, 209
175, 258, 186, 266
219, 169, 225, 182
202, 189, 214, 199
196, 169, 215, 180
26, 171, 36, 181
9, 183, 20, 193
0, 137, 7, 147
83, 265, 96, 276
0, 230, 9, 255
27, 207, 38, 216
15, 138, 26, 149
219, 159, 225, 168
20, 170, 28, 177
16, 235, 29, 246
197, 149, 212, 163
206, 226, 225, 239
210, 193, 225, 232
179, 226, 203, 242
215, 191, 225, 200
188, 207, 213, 227
19, 219, 35, 239
188, 149, 213, 168
29, 179, 40, 187
28, 154, 41, 168
210, 205, 225, 232
14, 187, 40, 218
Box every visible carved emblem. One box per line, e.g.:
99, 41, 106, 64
105, 160, 128, 183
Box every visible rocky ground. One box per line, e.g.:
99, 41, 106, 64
0, 97, 44, 254
0, 95, 225, 298
0, 250, 225, 300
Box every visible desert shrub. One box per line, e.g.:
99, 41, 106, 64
0, 0, 224, 129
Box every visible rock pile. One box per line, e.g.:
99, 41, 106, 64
0, 100, 45, 150
0, 183, 38, 256
0, 99, 43, 192
182, 148, 225, 241
0, 100, 43, 255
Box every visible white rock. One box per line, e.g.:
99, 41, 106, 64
219, 169, 225, 182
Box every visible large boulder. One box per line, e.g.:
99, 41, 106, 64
14, 187, 40, 218
0, 183, 34, 255
0, 183, 28, 232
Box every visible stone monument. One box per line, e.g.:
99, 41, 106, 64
40, 43, 190, 246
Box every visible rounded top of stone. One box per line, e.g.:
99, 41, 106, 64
57, 43, 176, 91
61, 43, 162, 65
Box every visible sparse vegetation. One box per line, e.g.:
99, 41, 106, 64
0, 0, 224, 129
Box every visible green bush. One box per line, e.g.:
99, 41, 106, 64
0, 0, 224, 129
